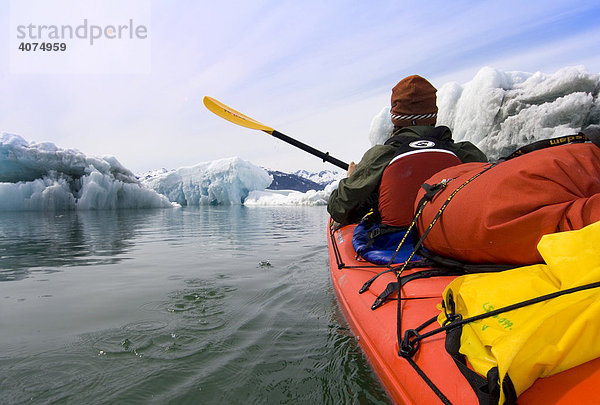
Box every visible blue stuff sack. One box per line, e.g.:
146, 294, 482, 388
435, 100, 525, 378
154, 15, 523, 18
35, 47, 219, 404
352, 221, 420, 265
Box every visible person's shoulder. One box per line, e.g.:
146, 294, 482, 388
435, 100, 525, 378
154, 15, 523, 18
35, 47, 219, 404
367, 143, 395, 152
361, 143, 396, 160
424, 125, 453, 140
354, 145, 397, 172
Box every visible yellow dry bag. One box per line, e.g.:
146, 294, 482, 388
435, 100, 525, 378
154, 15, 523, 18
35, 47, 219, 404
439, 220, 600, 403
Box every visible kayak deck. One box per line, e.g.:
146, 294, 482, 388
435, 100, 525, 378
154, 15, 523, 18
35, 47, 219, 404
327, 223, 600, 404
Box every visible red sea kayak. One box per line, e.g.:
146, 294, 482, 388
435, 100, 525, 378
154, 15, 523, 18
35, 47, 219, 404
327, 221, 600, 404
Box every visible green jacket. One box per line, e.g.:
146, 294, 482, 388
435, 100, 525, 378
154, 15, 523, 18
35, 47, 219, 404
327, 126, 487, 225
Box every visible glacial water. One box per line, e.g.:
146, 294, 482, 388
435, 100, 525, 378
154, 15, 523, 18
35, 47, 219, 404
0, 206, 391, 404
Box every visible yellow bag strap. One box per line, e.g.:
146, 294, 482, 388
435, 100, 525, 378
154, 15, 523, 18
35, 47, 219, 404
389, 162, 496, 275
403, 278, 600, 351
397, 279, 600, 404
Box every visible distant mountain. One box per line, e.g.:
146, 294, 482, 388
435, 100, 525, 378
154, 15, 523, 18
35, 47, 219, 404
265, 169, 343, 192
293, 169, 344, 186
138, 168, 170, 181
266, 170, 324, 192
139, 167, 342, 193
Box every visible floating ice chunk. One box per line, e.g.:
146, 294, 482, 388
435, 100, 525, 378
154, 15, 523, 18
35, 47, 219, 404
142, 157, 273, 205
244, 180, 340, 206
0, 134, 173, 211
77, 168, 176, 210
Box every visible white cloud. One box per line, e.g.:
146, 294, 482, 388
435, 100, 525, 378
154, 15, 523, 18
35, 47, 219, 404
1, 0, 599, 173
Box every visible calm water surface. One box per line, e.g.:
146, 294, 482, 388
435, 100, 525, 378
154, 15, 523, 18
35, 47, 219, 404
0, 206, 391, 404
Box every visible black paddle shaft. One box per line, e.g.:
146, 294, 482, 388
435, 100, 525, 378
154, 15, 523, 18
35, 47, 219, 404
271, 130, 349, 171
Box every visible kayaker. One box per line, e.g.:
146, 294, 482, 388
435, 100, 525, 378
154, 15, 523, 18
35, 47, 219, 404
327, 75, 487, 227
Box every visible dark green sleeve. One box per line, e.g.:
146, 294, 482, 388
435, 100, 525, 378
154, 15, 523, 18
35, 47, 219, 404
327, 145, 396, 225
453, 141, 488, 163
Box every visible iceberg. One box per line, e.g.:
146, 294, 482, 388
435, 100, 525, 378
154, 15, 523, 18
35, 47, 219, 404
369, 66, 600, 160
0, 134, 174, 211
141, 157, 273, 205
244, 181, 340, 206
2, 65, 598, 211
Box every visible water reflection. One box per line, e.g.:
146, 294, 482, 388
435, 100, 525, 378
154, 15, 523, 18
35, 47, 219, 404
0, 206, 327, 282
0, 205, 393, 404
0, 210, 159, 281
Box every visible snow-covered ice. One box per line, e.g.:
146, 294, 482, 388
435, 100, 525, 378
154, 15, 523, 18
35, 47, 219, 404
293, 169, 344, 186
370, 65, 599, 160
0, 133, 173, 210
244, 181, 340, 206
2, 65, 598, 210
141, 157, 273, 206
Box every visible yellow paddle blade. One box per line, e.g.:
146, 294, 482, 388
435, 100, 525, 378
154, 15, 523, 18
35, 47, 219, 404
203, 96, 274, 134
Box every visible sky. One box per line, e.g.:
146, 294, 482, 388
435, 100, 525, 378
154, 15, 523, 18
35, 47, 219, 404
1, 0, 600, 174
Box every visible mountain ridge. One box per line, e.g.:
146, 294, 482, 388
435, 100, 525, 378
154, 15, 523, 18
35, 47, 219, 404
266, 169, 342, 192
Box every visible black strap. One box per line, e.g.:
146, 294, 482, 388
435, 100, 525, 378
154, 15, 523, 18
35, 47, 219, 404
329, 222, 398, 272
404, 355, 453, 405
372, 282, 399, 310
359, 268, 395, 294
358, 259, 435, 294
411, 180, 450, 222
329, 222, 346, 269
501, 132, 588, 161
398, 280, 600, 403
397, 313, 453, 404
386, 166, 495, 402
393, 164, 496, 277
418, 249, 516, 274
445, 325, 517, 404
404, 279, 600, 351
371, 268, 465, 310
365, 223, 407, 247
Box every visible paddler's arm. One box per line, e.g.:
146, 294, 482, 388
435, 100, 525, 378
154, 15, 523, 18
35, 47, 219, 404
327, 145, 395, 226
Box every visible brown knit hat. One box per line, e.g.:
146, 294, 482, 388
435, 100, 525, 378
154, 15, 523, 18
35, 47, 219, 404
391, 75, 438, 127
